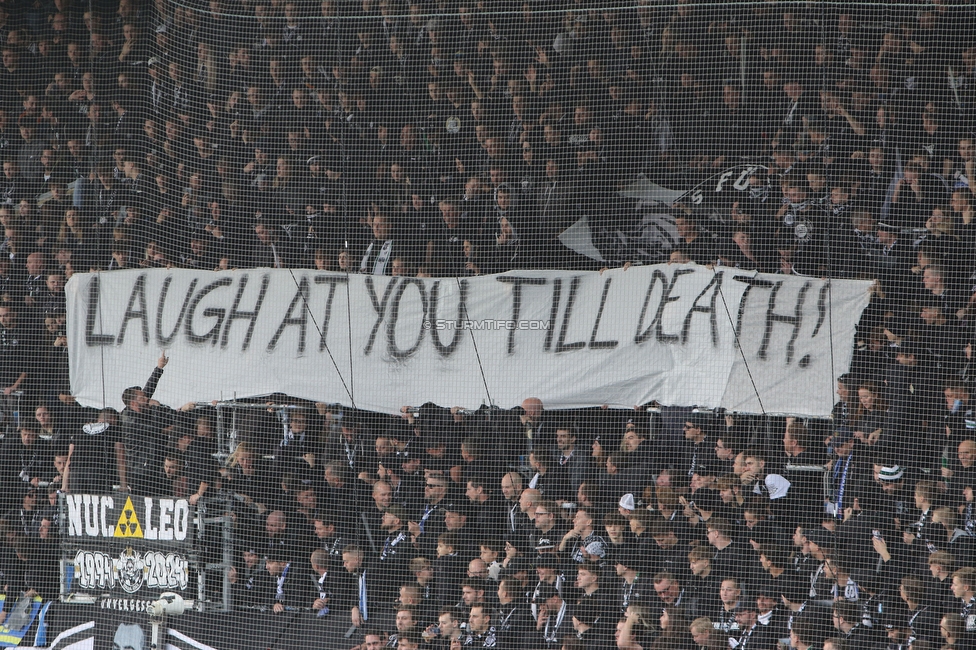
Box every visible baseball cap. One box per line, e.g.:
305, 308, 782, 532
533, 554, 559, 569
614, 546, 649, 573
444, 502, 470, 518
583, 540, 607, 558
878, 464, 905, 481
686, 412, 709, 429
802, 529, 835, 551
502, 558, 532, 577
751, 578, 777, 598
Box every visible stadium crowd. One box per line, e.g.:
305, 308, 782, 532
1, 0, 976, 648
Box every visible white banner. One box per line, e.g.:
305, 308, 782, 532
66, 266, 871, 417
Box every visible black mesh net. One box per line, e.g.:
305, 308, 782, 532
0, 1, 973, 649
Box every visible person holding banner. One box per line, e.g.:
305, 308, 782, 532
119, 351, 171, 495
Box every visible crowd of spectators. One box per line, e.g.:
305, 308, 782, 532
4, 0, 976, 279
2, 0, 976, 649
20, 378, 976, 650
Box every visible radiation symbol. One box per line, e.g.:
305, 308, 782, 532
114, 496, 144, 538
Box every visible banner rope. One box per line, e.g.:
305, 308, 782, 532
285, 268, 356, 408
